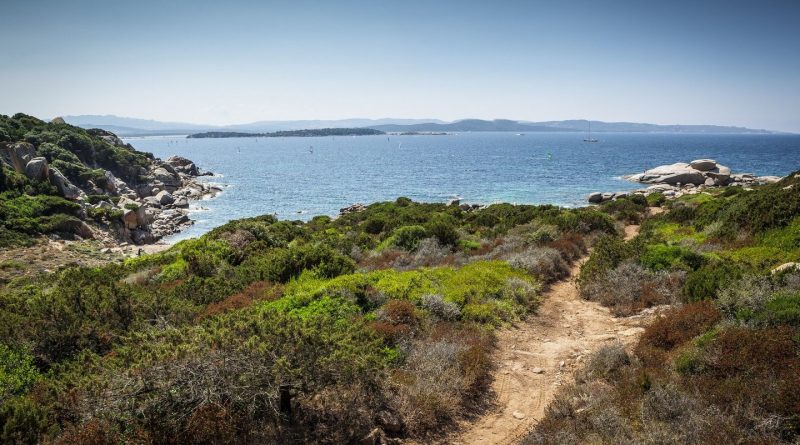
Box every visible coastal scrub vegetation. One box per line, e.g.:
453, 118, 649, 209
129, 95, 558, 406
524, 171, 800, 444
0, 196, 622, 444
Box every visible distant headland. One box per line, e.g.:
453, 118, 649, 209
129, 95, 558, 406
187, 128, 385, 139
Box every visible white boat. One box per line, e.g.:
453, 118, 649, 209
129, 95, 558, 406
583, 120, 598, 142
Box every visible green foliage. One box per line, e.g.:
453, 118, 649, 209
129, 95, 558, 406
683, 262, 743, 302
0, 193, 82, 246
640, 244, 705, 271
524, 223, 560, 245
646, 191, 666, 207
579, 235, 643, 286
0, 345, 39, 401
713, 176, 800, 239
390, 225, 428, 251
425, 214, 460, 246
240, 243, 356, 283
0, 396, 49, 445
600, 196, 647, 223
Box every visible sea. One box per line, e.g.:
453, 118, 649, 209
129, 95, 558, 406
123, 132, 800, 243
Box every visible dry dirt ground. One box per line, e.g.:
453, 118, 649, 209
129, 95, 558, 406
449, 224, 661, 445
0, 239, 171, 282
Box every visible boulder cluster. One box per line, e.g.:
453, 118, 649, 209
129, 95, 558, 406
588, 159, 782, 203
94, 154, 220, 244
2, 142, 83, 199
1, 138, 220, 245
339, 203, 367, 215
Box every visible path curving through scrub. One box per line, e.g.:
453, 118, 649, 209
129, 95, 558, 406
449, 224, 658, 445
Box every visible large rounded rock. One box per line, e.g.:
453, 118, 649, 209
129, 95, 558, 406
643, 162, 692, 176
50, 217, 93, 239
155, 190, 175, 205
122, 209, 139, 229
658, 171, 707, 186
587, 192, 603, 203
24, 157, 49, 181
166, 155, 200, 175
152, 167, 181, 190
690, 159, 717, 171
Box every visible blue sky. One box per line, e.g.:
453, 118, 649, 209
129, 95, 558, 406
1, 0, 799, 131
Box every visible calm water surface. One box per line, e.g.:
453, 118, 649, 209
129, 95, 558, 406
124, 132, 800, 242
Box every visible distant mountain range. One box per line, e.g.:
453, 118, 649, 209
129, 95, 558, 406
63, 115, 447, 136
368, 119, 573, 133
62, 115, 783, 136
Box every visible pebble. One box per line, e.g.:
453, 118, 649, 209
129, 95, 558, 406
532, 367, 545, 374
512, 411, 526, 420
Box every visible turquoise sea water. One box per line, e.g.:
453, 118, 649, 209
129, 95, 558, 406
125, 132, 800, 242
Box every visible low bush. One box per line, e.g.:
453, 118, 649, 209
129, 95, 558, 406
640, 244, 705, 272
501, 277, 540, 308
420, 294, 461, 321
579, 343, 630, 382
524, 223, 560, 245
635, 301, 720, 369
581, 261, 685, 316
425, 215, 460, 247
390, 225, 428, 251
545, 234, 586, 262
507, 247, 569, 282
646, 192, 666, 207
600, 196, 647, 223
683, 262, 743, 302
578, 235, 643, 286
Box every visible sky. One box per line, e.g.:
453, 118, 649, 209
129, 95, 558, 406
1, 0, 799, 132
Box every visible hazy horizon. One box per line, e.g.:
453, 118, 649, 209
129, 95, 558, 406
2, 0, 799, 132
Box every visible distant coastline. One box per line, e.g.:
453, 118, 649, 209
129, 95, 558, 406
63, 115, 788, 137
187, 128, 385, 139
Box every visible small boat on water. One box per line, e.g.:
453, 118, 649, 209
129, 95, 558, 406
584, 120, 598, 142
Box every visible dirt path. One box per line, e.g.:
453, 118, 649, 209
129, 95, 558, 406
450, 225, 655, 445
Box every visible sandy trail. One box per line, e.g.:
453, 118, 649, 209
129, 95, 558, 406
450, 224, 653, 445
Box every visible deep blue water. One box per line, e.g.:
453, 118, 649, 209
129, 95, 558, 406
125, 132, 800, 242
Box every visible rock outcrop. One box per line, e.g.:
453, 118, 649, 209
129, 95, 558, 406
0, 142, 36, 173
24, 157, 50, 181
50, 168, 83, 200
340, 203, 367, 215
588, 159, 784, 204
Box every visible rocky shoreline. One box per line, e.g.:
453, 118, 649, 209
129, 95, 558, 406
2, 129, 221, 247
105, 154, 222, 245
588, 159, 783, 203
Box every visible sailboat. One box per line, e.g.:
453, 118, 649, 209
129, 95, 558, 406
583, 120, 598, 142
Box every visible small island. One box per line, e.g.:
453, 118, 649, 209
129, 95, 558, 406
187, 128, 385, 138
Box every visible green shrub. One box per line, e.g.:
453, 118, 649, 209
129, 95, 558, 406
640, 244, 705, 272
390, 225, 428, 251
425, 215, 460, 247
525, 224, 560, 245
0, 396, 49, 445
363, 216, 386, 234
601, 197, 646, 223
683, 262, 743, 302
241, 244, 356, 283
0, 345, 40, 401
647, 192, 666, 207
579, 235, 643, 286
